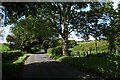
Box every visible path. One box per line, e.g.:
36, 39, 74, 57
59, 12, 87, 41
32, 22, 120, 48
21, 54, 101, 79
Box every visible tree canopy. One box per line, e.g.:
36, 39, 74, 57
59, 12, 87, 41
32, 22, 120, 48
3, 2, 119, 55
7, 16, 56, 51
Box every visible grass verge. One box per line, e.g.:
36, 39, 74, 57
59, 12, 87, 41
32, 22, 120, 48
2, 54, 29, 79
47, 53, 120, 79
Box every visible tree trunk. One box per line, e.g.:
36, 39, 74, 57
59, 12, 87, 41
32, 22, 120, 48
44, 48, 48, 53
62, 16, 69, 56
108, 39, 114, 54
61, 5, 70, 56
62, 37, 68, 56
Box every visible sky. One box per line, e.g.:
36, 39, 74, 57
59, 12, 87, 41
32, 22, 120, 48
0, 1, 120, 43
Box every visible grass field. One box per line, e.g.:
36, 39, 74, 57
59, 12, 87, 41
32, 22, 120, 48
0, 43, 10, 52
72, 40, 109, 51
70, 40, 109, 57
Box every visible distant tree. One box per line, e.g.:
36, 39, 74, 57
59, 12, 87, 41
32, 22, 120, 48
10, 16, 56, 52
6, 34, 15, 49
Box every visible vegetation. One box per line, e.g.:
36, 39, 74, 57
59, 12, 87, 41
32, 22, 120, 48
72, 40, 108, 52
60, 53, 120, 78
2, 51, 28, 79
0, 43, 10, 52
6, 16, 56, 52
0, 44, 28, 79
47, 51, 120, 78
47, 40, 120, 78
1, 1, 120, 79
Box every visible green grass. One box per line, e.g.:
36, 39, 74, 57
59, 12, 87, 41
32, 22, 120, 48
58, 53, 120, 78
72, 40, 109, 52
47, 51, 120, 78
0, 43, 10, 52
3, 54, 28, 79
46, 40, 120, 78
13, 54, 28, 64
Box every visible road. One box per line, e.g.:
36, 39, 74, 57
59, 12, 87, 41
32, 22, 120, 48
21, 54, 101, 79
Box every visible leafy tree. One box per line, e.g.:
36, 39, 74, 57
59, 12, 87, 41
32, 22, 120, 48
75, 2, 115, 53
113, 3, 120, 53
3, 2, 88, 56
6, 34, 15, 49
9, 16, 56, 52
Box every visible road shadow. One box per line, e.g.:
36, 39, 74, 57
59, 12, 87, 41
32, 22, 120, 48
20, 61, 101, 80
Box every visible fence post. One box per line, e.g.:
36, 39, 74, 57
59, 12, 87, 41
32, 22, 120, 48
83, 52, 85, 57
77, 51, 80, 57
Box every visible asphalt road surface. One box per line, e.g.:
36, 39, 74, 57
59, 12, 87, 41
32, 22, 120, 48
21, 54, 101, 79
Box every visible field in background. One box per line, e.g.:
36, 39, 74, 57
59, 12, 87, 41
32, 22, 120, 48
73, 40, 108, 51
70, 40, 109, 57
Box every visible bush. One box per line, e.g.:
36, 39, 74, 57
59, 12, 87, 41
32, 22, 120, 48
47, 48, 53, 54
52, 46, 62, 55
68, 50, 72, 56
51, 38, 62, 47
2, 51, 23, 62
68, 40, 77, 48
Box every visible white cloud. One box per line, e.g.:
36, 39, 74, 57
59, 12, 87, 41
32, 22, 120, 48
113, 0, 120, 9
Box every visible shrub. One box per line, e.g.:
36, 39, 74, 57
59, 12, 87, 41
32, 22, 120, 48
68, 40, 77, 48
68, 50, 72, 56
2, 51, 23, 62
52, 46, 62, 55
51, 38, 63, 47
51, 39, 59, 47
47, 48, 53, 54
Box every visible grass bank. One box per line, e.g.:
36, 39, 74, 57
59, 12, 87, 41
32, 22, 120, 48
47, 53, 120, 79
2, 53, 29, 79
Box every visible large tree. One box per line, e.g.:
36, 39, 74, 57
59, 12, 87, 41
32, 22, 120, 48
7, 16, 56, 52
74, 2, 116, 53
3, 2, 88, 56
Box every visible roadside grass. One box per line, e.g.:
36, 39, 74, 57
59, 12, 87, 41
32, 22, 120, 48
2, 53, 29, 79
47, 52, 120, 78
47, 40, 120, 78
0, 43, 10, 52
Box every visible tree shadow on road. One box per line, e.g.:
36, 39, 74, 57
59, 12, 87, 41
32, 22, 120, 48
20, 61, 102, 80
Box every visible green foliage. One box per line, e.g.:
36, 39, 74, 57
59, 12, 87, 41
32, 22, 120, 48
68, 40, 77, 48
72, 40, 108, 52
10, 16, 56, 51
52, 46, 62, 55
2, 50, 23, 62
47, 45, 63, 55
47, 48, 53, 54
3, 54, 28, 79
0, 43, 10, 52
60, 53, 120, 78
51, 38, 62, 47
